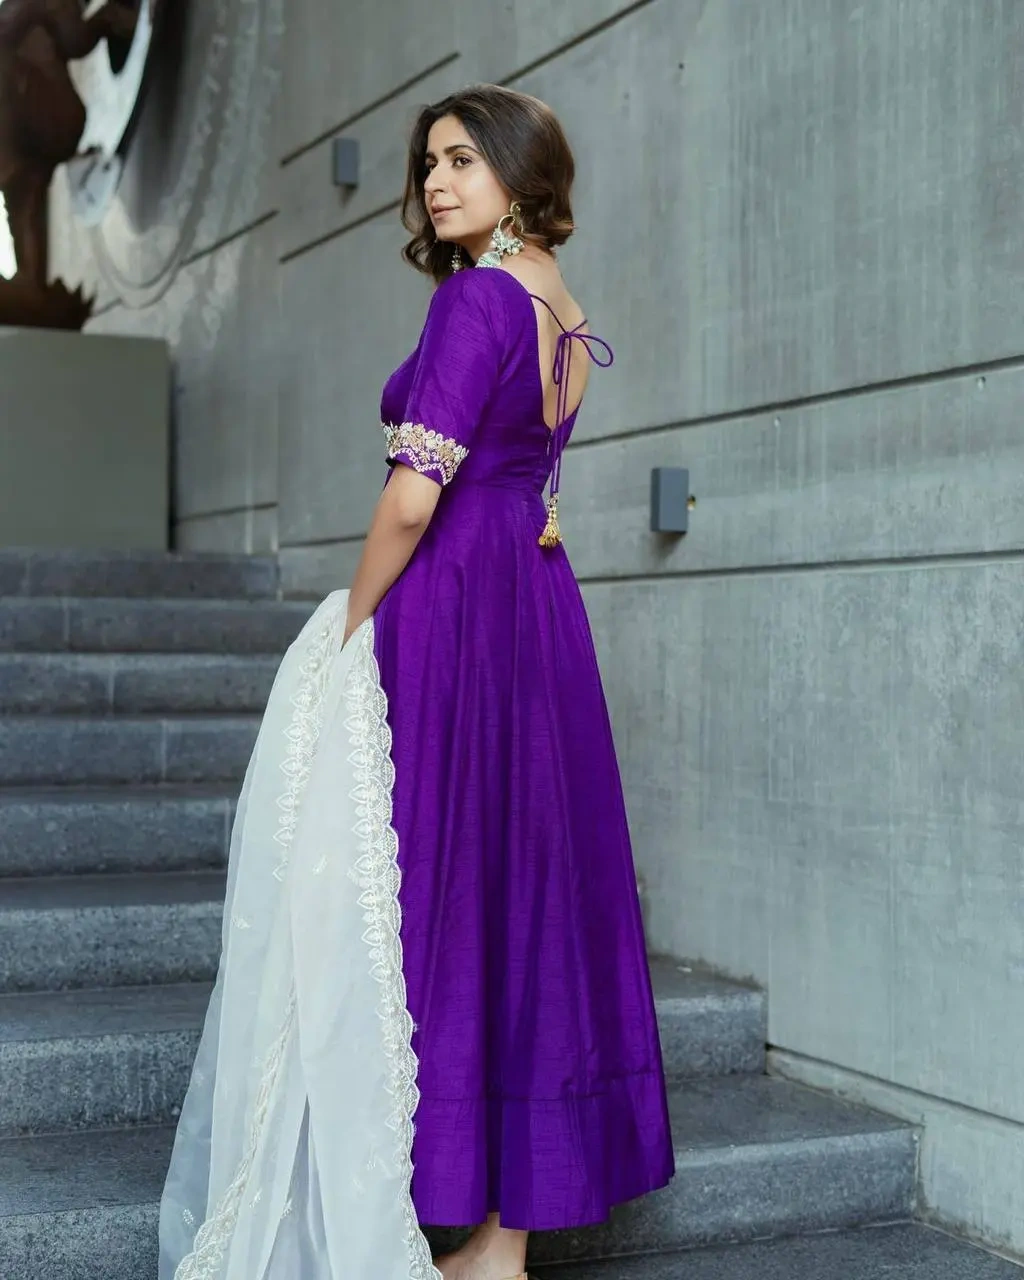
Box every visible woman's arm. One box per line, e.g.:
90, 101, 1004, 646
342, 465, 441, 645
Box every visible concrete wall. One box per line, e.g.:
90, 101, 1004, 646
50, 0, 1024, 1258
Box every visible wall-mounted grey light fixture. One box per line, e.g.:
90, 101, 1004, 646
332, 136, 360, 190
650, 466, 694, 534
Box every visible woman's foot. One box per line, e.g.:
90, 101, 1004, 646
434, 1213, 528, 1280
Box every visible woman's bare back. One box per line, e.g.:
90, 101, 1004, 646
498, 252, 591, 430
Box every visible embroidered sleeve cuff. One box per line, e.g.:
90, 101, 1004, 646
381, 421, 469, 486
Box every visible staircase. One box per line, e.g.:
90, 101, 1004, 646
0, 549, 1017, 1279
0, 550, 312, 1279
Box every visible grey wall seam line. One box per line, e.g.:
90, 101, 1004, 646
571, 352, 1024, 450
86, 211, 280, 317
176, 503, 278, 523
278, 534, 367, 549
278, 198, 403, 263
576, 547, 1024, 586
279, 51, 462, 168
502, 0, 663, 85
770, 1048, 1024, 1131
179, 210, 279, 269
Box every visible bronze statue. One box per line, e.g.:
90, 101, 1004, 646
0, 0, 139, 329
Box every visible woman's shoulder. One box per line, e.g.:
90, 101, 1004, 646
424, 267, 528, 347
430, 264, 524, 310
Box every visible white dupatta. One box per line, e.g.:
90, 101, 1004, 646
158, 590, 441, 1280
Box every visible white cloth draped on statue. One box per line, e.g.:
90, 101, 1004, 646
158, 590, 441, 1280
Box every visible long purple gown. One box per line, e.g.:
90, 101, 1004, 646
372, 265, 674, 1232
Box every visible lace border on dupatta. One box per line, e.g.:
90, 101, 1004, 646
172, 606, 342, 1280
344, 625, 441, 1280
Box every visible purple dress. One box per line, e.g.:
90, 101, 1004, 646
373, 266, 674, 1232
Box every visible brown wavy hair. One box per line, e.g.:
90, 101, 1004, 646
401, 84, 576, 284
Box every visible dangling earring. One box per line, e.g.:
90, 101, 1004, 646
450, 244, 464, 273
476, 201, 526, 268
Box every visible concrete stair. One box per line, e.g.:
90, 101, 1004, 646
0, 653, 280, 715
0, 550, 1016, 1278
530, 1223, 1024, 1278
0, 870, 224, 991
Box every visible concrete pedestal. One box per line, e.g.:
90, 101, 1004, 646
0, 328, 169, 551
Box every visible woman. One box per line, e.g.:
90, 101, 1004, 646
159, 84, 674, 1280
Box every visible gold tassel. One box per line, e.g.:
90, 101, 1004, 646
538, 495, 562, 548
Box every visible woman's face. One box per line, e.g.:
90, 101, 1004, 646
423, 114, 511, 263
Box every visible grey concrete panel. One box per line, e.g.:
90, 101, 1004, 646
583, 562, 1024, 1127
175, 506, 279, 554
277, 217, 430, 545
564, 366, 1024, 580
277, 0, 456, 159
581, 578, 773, 986
0, 330, 169, 551
771, 1051, 1024, 1262
278, 540, 365, 599
515, 0, 1024, 439
275, 61, 462, 262
276, 1, 648, 263
460, 1, 641, 85
88, 223, 281, 525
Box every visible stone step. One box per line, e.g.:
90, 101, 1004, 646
531, 1223, 1024, 1279
0, 1079, 920, 1277
432, 1076, 917, 1263
0, 596, 313, 655
0, 652, 280, 715
0, 786, 234, 877
0, 714, 259, 786
0, 965, 763, 1133
0, 871, 224, 992
0, 1123, 169, 1280
0, 984, 211, 1133
0, 548, 280, 600
649, 957, 766, 1078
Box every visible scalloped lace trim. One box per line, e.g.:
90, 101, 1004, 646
173, 606, 342, 1280
272, 609, 339, 881
172, 993, 297, 1280
344, 625, 440, 1279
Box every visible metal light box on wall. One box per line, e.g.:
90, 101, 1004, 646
650, 466, 691, 534
332, 136, 360, 189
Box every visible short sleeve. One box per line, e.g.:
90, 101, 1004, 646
382, 271, 504, 487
